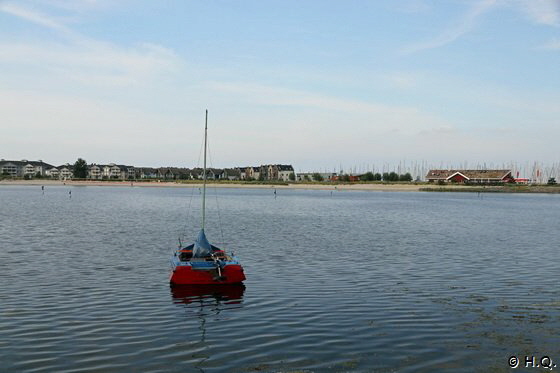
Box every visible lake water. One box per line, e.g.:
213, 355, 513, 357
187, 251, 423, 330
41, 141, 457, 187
1, 185, 559, 372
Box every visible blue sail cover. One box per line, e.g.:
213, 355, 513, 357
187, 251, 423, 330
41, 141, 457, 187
192, 229, 212, 258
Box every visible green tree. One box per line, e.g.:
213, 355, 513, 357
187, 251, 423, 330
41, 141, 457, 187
340, 174, 350, 182
386, 172, 399, 181
548, 177, 557, 185
73, 158, 88, 179
362, 172, 374, 181
374, 173, 382, 181
312, 172, 324, 182
289, 172, 295, 181
399, 173, 413, 182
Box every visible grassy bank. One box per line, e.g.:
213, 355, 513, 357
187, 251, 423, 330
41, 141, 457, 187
420, 185, 560, 193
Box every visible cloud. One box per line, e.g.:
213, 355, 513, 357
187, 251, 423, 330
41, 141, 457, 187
513, 0, 560, 26
0, 89, 188, 165
400, 0, 559, 54
0, 3, 182, 87
385, 72, 422, 89
539, 38, 560, 49
402, 0, 499, 54
0, 40, 182, 88
206, 81, 453, 136
0, 2, 75, 35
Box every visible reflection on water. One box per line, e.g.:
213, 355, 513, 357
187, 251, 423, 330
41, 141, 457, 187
170, 284, 246, 373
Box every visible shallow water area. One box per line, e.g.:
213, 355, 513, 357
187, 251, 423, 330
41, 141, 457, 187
1, 185, 559, 372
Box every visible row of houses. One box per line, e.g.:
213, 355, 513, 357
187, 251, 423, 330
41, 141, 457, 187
0, 160, 295, 181
1, 160, 520, 184
135, 167, 241, 181
0, 160, 61, 178
240, 164, 294, 181
0, 160, 124, 180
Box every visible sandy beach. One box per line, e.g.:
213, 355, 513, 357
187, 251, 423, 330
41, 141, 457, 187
0, 179, 440, 192
5, 179, 558, 193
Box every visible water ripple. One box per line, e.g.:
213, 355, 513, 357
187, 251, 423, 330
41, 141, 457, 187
1, 186, 559, 372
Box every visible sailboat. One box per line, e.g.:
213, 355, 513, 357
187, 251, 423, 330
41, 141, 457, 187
169, 110, 246, 286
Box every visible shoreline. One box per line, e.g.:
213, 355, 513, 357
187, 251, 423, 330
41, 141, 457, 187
0, 179, 425, 191
2, 179, 560, 193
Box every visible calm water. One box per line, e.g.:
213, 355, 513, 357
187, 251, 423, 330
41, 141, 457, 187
1, 185, 559, 372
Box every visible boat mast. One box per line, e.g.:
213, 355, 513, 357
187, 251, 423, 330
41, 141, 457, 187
202, 109, 208, 230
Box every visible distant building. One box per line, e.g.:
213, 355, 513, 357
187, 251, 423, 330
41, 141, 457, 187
80, 164, 135, 180
45, 167, 60, 179
136, 167, 158, 179
275, 165, 295, 181
297, 172, 336, 182
238, 167, 248, 180
425, 169, 514, 184
246, 166, 261, 180
242, 164, 294, 181
330, 174, 360, 182
1, 158, 293, 182
157, 167, 179, 180
88, 164, 104, 180
0, 159, 54, 178
296, 172, 313, 182
221, 168, 241, 180
58, 164, 74, 180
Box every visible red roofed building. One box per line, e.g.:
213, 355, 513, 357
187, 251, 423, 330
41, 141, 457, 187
425, 170, 515, 184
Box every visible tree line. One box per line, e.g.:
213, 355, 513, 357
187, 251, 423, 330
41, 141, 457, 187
309, 172, 413, 182
360, 171, 413, 182
72, 158, 414, 183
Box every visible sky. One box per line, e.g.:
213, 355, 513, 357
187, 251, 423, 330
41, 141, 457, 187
1, 0, 559, 172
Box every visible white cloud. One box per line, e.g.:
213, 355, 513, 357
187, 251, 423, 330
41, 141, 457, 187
385, 72, 422, 89
401, 0, 560, 54
2, 1, 559, 168
402, 0, 499, 54
513, 0, 560, 26
205, 81, 453, 136
0, 41, 181, 85
0, 1, 187, 163
539, 38, 560, 49
0, 2, 75, 36
0, 90, 190, 165
0, 2, 182, 88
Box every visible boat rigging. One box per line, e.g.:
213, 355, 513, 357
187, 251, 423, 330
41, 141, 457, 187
169, 110, 246, 286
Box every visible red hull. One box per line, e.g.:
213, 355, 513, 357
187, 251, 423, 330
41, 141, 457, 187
171, 283, 245, 303
170, 264, 246, 285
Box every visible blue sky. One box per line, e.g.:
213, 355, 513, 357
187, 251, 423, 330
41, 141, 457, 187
1, 0, 559, 172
